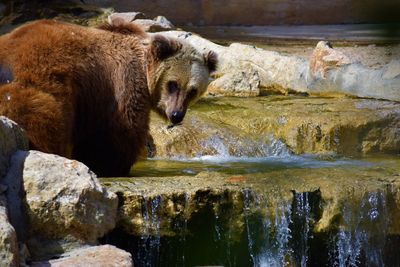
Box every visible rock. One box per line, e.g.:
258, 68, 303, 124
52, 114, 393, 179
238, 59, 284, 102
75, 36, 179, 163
0, 116, 28, 179
102, 173, 244, 237
134, 18, 175, 32
309, 41, 354, 78
383, 60, 400, 80
208, 68, 261, 97
0, 118, 28, 260
107, 13, 175, 32
16, 151, 118, 259
0, 193, 19, 266
159, 31, 400, 101
0, 117, 28, 266
148, 112, 290, 159
108, 12, 147, 24
154, 16, 174, 29
103, 158, 400, 240
31, 245, 133, 267
148, 97, 400, 158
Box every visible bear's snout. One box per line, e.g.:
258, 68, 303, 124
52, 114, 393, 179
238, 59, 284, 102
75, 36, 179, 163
169, 110, 185, 125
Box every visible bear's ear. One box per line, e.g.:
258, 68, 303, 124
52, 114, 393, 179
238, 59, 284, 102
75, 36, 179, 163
204, 51, 218, 73
150, 35, 182, 61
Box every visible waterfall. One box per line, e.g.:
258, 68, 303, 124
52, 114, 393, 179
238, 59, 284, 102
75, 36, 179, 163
256, 201, 292, 267
291, 192, 311, 267
330, 191, 388, 267
108, 187, 398, 267
135, 196, 162, 267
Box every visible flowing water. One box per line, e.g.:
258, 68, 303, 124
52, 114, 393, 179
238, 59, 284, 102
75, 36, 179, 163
102, 133, 400, 267
132, 135, 374, 178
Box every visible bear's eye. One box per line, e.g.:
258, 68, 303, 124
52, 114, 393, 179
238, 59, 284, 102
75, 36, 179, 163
167, 81, 179, 94
188, 87, 198, 99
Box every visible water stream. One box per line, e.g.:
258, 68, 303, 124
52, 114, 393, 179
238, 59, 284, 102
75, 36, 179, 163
102, 112, 400, 267
103, 152, 399, 267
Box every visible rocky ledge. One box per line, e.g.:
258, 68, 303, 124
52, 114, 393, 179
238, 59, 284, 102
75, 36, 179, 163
104, 159, 400, 237
102, 158, 400, 266
148, 96, 400, 158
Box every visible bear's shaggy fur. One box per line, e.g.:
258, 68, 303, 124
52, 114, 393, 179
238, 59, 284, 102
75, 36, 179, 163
0, 19, 216, 176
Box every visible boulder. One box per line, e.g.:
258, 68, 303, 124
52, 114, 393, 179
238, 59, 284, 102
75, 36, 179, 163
309, 41, 354, 78
10, 151, 118, 259
31, 245, 133, 267
208, 67, 261, 97
159, 31, 400, 101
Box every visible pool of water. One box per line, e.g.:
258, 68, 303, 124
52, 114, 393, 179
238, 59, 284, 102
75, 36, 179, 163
131, 154, 389, 177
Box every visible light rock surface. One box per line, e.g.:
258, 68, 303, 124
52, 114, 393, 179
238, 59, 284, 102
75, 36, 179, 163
383, 60, 400, 80
14, 151, 118, 259
108, 12, 175, 32
309, 41, 354, 78
108, 12, 146, 23
154, 16, 174, 28
31, 245, 133, 267
159, 31, 400, 101
208, 67, 261, 97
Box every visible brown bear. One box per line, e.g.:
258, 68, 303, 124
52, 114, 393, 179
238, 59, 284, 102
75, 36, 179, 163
0, 19, 216, 176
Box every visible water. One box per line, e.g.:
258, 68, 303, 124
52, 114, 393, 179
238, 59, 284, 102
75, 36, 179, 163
134, 196, 162, 267
133, 133, 375, 177
329, 191, 389, 267
111, 134, 400, 266
132, 154, 373, 178
103, 181, 400, 267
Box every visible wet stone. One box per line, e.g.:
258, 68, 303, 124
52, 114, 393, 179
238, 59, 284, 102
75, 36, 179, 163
148, 96, 400, 158
101, 158, 400, 266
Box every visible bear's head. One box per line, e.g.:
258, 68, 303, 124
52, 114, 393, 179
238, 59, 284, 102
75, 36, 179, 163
146, 35, 217, 125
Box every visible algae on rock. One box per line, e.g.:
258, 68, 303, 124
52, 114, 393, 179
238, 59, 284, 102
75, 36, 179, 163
148, 96, 400, 158
102, 158, 400, 266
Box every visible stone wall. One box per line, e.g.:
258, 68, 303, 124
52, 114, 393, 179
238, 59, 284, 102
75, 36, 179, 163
78, 0, 400, 25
